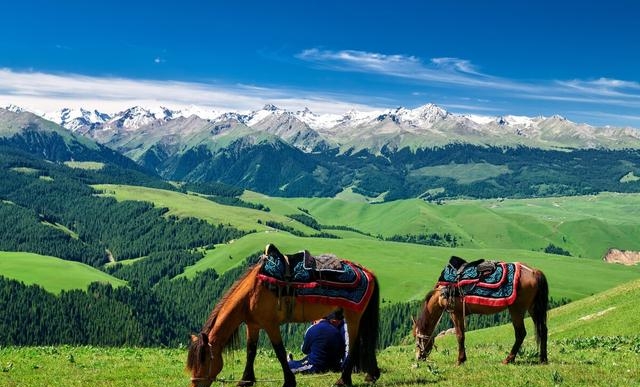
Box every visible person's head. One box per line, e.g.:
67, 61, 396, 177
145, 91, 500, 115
325, 309, 344, 327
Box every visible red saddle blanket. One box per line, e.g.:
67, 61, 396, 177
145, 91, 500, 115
257, 254, 375, 312
437, 261, 521, 307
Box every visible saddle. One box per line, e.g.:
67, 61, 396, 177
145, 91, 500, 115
447, 255, 497, 281
264, 243, 345, 282
437, 255, 521, 307
258, 243, 375, 312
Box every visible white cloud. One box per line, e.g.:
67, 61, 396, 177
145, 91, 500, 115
0, 68, 377, 115
296, 48, 640, 109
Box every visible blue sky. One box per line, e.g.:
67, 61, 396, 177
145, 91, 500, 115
1, 0, 639, 127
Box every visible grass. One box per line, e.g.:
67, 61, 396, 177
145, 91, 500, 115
92, 184, 640, 260
4, 184, 640, 302
93, 184, 318, 234
180, 232, 640, 303
64, 161, 105, 170
409, 161, 511, 184
240, 191, 640, 258
3, 280, 640, 387
9, 167, 39, 175
0, 252, 126, 294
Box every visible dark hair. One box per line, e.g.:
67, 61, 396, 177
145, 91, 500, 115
325, 308, 344, 321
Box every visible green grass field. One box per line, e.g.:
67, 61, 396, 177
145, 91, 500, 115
93, 184, 318, 235
2, 280, 639, 387
180, 232, 640, 303
94, 185, 640, 260
63, 161, 105, 170
5, 185, 640, 302
0, 252, 126, 294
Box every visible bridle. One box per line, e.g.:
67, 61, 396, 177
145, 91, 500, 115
414, 292, 445, 360
415, 331, 433, 359
190, 342, 217, 384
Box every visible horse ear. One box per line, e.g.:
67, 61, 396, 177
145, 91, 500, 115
200, 332, 209, 345
190, 334, 198, 343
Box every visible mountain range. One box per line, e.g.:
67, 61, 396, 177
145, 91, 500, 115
2, 103, 640, 200
32, 103, 640, 152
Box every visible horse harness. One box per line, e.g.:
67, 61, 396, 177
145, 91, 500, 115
190, 342, 216, 384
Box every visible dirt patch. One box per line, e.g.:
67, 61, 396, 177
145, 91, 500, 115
603, 248, 640, 266
579, 307, 616, 321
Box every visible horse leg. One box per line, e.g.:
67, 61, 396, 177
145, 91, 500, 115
238, 324, 259, 387
503, 310, 526, 364
528, 305, 548, 364
335, 312, 362, 387
450, 310, 467, 365
264, 326, 296, 387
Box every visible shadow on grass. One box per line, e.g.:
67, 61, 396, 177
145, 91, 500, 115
368, 377, 444, 386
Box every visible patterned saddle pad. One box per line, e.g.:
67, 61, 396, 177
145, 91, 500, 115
257, 250, 374, 312
437, 256, 521, 307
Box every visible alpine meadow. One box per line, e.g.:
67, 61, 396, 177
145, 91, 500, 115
3, 2, 640, 386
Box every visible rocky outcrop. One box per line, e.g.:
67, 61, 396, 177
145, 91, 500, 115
603, 248, 640, 266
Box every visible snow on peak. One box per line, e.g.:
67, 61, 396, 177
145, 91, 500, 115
107, 106, 164, 130
41, 107, 110, 131
294, 107, 344, 130
2, 104, 25, 113
263, 103, 280, 112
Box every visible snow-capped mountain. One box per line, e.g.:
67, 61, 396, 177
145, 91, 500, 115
5, 102, 638, 152
44, 107, 111, 133
1, 104, 27, 114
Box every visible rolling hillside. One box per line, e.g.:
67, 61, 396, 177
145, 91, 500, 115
93, 184, 640, 302
99, 184, 640, 261
0, 251, 126, 294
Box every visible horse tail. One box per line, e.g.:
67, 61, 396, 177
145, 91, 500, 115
531, 269, 549, 361
356, 275, 380, 379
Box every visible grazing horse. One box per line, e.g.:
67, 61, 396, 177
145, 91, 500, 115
186, 244, 381, 387
413, 257, 548, 365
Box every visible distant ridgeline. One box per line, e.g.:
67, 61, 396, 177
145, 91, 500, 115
135, 142, 640, 200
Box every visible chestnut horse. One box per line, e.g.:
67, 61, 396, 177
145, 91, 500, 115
413, 260, 548, 365
186, 244, 380, 387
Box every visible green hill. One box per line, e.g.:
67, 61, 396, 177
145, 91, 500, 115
96, 184, 640, 261
90, 184, 640, 303
180, 232, 640, 303
0, 251, 126, 294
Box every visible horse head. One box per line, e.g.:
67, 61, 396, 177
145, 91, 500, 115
413, 289, 442, 361
186, 332, 222, 387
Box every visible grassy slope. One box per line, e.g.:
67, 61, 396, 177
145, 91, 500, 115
2, 280, 639, 387
93, 184, 318, 234
196, 233, 640, 302
92, 186, 640, 302
0, 251, 126, 294
4, 184, 640, 301
94, 185, 640, 260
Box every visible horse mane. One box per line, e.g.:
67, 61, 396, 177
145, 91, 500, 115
186, 332, 209, 373
200, 262, 263, 350
415, 288, 439, 330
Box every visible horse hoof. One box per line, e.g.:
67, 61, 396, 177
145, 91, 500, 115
364, 373, 378, 383
334, 377, 352, 386
237, 381, 255, 387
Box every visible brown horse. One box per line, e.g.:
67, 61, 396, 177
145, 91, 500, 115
413, 259, 548, 365
186, 244, 381, 387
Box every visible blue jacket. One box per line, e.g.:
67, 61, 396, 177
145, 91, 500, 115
301, 319, 345, 370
